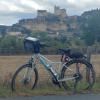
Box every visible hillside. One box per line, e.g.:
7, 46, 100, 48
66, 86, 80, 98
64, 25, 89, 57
0, 6, 79, 36
0, 8, 100, 40
0, 25, 10, 36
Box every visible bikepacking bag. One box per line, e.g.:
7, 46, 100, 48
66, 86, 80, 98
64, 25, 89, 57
24, 37, 40, 53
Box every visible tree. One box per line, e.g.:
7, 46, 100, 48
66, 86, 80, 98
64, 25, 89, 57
82, 32, 95, 46
0, 36, 24, 54
81, 9, 100, 44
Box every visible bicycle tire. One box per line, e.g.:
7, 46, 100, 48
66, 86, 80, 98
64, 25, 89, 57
11, 64, 38, 91
61, 59, 95, 92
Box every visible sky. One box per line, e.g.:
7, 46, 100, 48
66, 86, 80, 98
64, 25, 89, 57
0, 0, 100, 26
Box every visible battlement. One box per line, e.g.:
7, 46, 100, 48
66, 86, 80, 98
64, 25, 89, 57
37, 10, 48, 17
37, 6, 67, 18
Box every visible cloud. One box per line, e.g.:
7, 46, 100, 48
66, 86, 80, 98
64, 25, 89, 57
20, 0, 43, 10
0, 16, 19, 25
67, 0, 99, 8
0, 0, 24, 12
0, 0, 100, 25
0, 0, 38, 25
0, 12, 36, 25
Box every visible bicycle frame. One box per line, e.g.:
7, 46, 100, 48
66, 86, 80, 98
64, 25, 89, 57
32, 54, 61, 77
28, 53, 77, 82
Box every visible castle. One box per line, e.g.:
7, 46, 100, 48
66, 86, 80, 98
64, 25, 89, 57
37, 6, 67, 18
6, 6, 79, 37
16, 6, 68, 32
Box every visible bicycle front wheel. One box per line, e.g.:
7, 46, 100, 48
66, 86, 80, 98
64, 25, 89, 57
61, 59, 95, 93
11, 64, 38, 92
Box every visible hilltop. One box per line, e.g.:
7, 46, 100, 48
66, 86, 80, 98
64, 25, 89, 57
0, 6, 80, 37
0, 7, 100, 40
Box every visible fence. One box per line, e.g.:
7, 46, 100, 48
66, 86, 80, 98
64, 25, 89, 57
0, 46, 100, 55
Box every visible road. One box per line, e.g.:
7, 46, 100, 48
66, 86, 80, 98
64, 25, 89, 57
0, 94, 100, 100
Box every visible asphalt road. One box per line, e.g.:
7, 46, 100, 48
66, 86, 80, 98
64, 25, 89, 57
0, 94, 100, 100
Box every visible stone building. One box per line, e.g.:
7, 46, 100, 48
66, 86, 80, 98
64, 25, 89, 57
54, 6, 67, 18
37, 10, 48, 17
47, 22, 67, 32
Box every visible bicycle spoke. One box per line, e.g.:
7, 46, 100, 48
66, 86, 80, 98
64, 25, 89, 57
61, 60, 95, 93
11, 64, 38, 92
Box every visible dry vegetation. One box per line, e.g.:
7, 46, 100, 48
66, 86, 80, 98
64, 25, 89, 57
0, 55, 100, 74
0, 55, 100, 86
0, 55, 99, 97
91, 55, 100, 76
0, 55, 61, 86
0, 55, 100, 84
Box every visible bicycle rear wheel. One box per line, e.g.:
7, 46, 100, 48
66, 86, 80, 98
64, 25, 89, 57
11, 64, 38, 92
61, 59, 95, 93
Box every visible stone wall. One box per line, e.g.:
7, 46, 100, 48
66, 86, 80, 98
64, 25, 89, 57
47, 22, 67, 31
22, 23, 47, 31
22, 22, 67, 32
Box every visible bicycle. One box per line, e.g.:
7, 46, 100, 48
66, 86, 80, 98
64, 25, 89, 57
11, 37, 95, 93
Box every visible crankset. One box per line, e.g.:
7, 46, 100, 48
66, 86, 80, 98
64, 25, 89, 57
52, 77, 61, 88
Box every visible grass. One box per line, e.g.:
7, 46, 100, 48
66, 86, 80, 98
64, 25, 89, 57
4, 80, 100, 97
0, 85, 65, 97
0, 81, 99, 98
0, 86, 13, 97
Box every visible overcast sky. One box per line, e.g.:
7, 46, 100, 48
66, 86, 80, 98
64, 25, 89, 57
0, 0, 100, 25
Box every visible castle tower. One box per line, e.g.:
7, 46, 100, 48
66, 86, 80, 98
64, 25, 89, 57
37, 10, 47, 24
60, 9, 67, 18
37, 10, 48, 17
54, 6, 67, 18
54, 6, 61, 16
